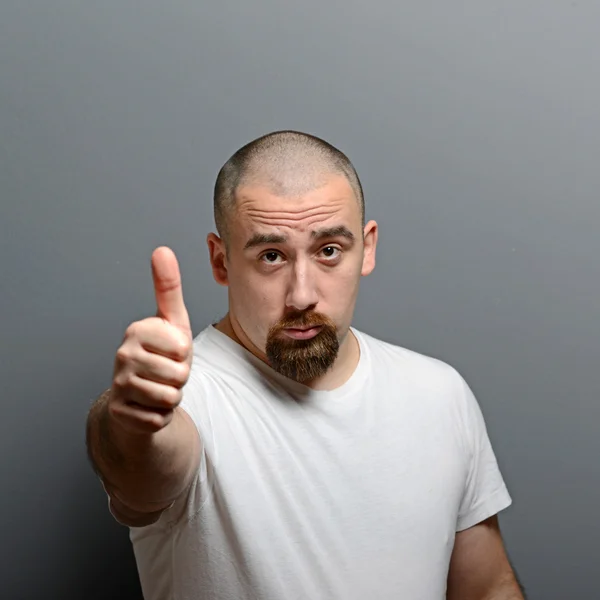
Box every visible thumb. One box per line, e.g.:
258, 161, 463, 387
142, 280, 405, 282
151, 246, 192, 335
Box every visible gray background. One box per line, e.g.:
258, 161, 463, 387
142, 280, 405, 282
1, 1, 598, 598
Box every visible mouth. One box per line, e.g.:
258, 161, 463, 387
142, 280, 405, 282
282, 325, 323, 340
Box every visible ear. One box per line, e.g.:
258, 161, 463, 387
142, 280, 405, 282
207, 232, 229, 286
361, 220, 378, 276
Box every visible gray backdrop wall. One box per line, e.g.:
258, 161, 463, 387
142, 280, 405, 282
1, 2, 598, 598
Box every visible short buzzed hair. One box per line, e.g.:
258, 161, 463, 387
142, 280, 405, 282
213, 130, 364, 247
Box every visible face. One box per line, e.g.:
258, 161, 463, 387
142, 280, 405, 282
208, 174, 377, 383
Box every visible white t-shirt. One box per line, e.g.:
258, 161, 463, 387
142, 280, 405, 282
116, 325, 512, 600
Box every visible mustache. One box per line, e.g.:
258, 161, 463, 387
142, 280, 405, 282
271, 312, 332, 331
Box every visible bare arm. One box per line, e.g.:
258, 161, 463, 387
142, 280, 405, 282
447, 515, 525, 600
86, 247, 200, 526
87, 388, 200, 520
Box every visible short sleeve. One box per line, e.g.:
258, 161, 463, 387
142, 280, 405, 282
455, 374, 512, 531
178, 365, 216, 448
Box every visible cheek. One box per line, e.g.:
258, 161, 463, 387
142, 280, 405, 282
319, 266, 361, 309
231, 270, 281, 317
333, 260, 362, 289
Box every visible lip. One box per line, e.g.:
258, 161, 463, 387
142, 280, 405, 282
282, 326, 323, 340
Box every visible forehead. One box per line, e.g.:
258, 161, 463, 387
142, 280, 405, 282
232, 174, 360, 237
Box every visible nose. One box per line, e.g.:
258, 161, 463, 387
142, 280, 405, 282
285, 260, 319, 312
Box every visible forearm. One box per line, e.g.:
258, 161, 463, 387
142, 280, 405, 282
483, 574, 525, 600
86, 390, 198, 513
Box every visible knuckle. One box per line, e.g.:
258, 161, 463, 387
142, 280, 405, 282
113, 369, 134, 390
115, 346, 131, 365
106, 399, 120, 418
159, 386, 180, 408
177, 363, 191, 384
165, 325, 190, 356
111, 374, 126, 391
107, 398, 128, 421
173, 337, 191, 359
167, 363, 185, 387
124, 321, 139, 338
162, 385, 180, 406
145, 412, 169, 432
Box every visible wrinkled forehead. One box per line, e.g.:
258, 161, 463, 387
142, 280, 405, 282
231, 174, 361, 238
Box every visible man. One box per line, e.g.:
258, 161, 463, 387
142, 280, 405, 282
87, 130, 524, 599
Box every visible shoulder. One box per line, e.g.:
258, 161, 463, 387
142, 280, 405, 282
191, 325, 225, 367
183, 324, 265, 407
354, 327, 466, 395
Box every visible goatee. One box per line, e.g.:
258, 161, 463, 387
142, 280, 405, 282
265, 312, 339, 383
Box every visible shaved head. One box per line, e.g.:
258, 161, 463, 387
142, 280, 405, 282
206, 130, 378, 386
213, 130, 364, 248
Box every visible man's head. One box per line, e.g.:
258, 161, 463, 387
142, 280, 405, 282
208, 130, 377, 384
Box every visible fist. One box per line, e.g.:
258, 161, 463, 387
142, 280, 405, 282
109, 247, 193, 434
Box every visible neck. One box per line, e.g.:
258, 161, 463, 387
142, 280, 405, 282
214, 313, 359, 391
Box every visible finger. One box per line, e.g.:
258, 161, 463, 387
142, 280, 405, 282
132, 349, 190, 389
110, 398, 174, 434
120, 375, 183, 410
151, 246, 191, 334
134, 318, 191, 362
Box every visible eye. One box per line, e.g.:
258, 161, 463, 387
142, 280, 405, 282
260, 251, 283, 264
321, 246, 341, 260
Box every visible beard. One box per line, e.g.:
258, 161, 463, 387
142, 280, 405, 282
265, 311, 340, 383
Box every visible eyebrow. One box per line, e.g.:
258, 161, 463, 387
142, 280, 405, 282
243, 225, 356, 250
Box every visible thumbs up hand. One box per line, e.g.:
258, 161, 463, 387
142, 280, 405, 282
152, 246, 193, 337
108, 247, 193, 435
